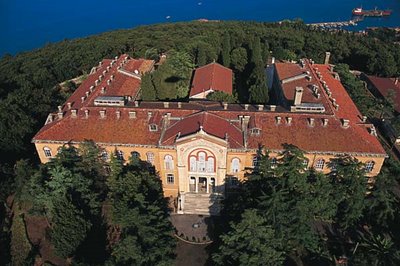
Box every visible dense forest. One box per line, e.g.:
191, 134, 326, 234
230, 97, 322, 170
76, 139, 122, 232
1, 20, 400, 265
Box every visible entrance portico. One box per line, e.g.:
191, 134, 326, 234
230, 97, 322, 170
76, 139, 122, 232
175, 128, 227, 215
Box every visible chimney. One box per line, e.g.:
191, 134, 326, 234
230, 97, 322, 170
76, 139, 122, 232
99, 61, 103, 66
241, 115, 250, 131
164, 102, 169, 108
107, 80, 111, 85
57, 105, 62, 112
85, 91, 90, 97
370, 126, 377, 136
322, 118, 328, 126
223, 102, 228, 110
110, 75, 115, 81
324, 51, 331, 65
294, 87, 304, 105
99, 110, 106, 119
107, 66, 110, 71
101, 87, 106, 94
395, 78, 398, 85
276, 116, 282, 124
95, 80, 99, 86
306, 75, 312, 81
116, 111, 121, 119
98, 75, 103, 81
341, 119, 350, 128
271, 57, 275, 64
129, 111, 136, 119
269, 105, 276, 111
115, 56, 118, 60
147, 111, 152, 120
308, 118, 315, 127
67, 102, 72, 110
134, 101, 139, 107
286, 117, 292, 125
57, 111, 63, 119
84, 109, 89, 119
362, 116, 367, 123
244, 104, 249, 110
102, 70, 106, 75
81, 96, 85, 103
89, 85, 95, 93
71, 109, 77, 118
177, 102, 182, 109
258, 105, 264, 111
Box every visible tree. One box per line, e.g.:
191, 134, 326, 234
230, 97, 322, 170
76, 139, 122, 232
213, 209, 285, 266
248, 37, 269, 103
230, 47, 248, 72
206, 91, 237, 103
10, 207, 32, 265
140, 74, 157, 100
107, 159, 176, 265
221, 33, 231, 67
51, 196, 92, 258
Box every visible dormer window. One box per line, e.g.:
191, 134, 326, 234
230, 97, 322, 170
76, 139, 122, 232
149, 124, 158, 132
250, 128, 261, 136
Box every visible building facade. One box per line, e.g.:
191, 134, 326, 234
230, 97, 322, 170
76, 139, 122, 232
33, 55, 387, 215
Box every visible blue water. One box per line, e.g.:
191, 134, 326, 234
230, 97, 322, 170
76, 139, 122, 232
1, 0, 400, 56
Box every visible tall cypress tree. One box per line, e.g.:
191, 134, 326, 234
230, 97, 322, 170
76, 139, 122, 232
221, 32, 231, 67
248, 36, 269, 103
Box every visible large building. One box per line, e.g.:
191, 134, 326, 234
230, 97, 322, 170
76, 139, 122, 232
33, 55, 387, 215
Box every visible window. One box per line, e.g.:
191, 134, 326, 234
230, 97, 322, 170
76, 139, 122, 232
116, 150, 124, 160
189, 156, 197, 172
250, 128, 261, 136
207, 157, 215, 172
271, 157, 277, 168
315, 158, 325, 170
146, 152, 154, 164
365, 161, 375, 172
101, 150, 109, 161
164, 155, 174, 170
252, 156, 259, 167
303, 159, 309, 169
197, 152, 206, 172
43, 147, 52, 158
149, 124, 158, 132
231, 158, 240, 173
167, 174, 174, 184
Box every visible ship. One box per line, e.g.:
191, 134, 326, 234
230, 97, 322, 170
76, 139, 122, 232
352, 7, 392, 17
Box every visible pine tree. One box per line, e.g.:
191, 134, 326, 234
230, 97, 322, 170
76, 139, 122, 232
213, 209, 285, 266
107, 160, 176, 265
51, 196, 92, 258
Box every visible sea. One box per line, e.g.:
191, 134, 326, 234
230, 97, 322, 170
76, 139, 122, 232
1, 0, 400, 56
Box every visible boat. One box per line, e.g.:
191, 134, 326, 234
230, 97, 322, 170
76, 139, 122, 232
352, 7, 392, 17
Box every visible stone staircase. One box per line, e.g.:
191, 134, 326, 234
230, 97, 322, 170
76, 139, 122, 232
182, 193, 223, 216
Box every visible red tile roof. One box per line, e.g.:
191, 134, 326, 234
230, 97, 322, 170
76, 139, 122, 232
33, 57, 386, 157
190, 62, 233, 97
366, 76, 400, 113
161, 111, 244, 148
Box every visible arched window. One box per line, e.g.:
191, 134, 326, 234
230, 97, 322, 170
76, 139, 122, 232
231, 158, 240, 173
189, 156, 197, 172
43, 147, 52, 158
197, 152, 206, 172
164, 155, 174, 170
101, 150, 109, 161
315, 158, 325, 170
131, 151, 140, 159
146, 152, 154, 164
116, 150, 124, 160
365, 161, 375, 172
207, 157, 215, 172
